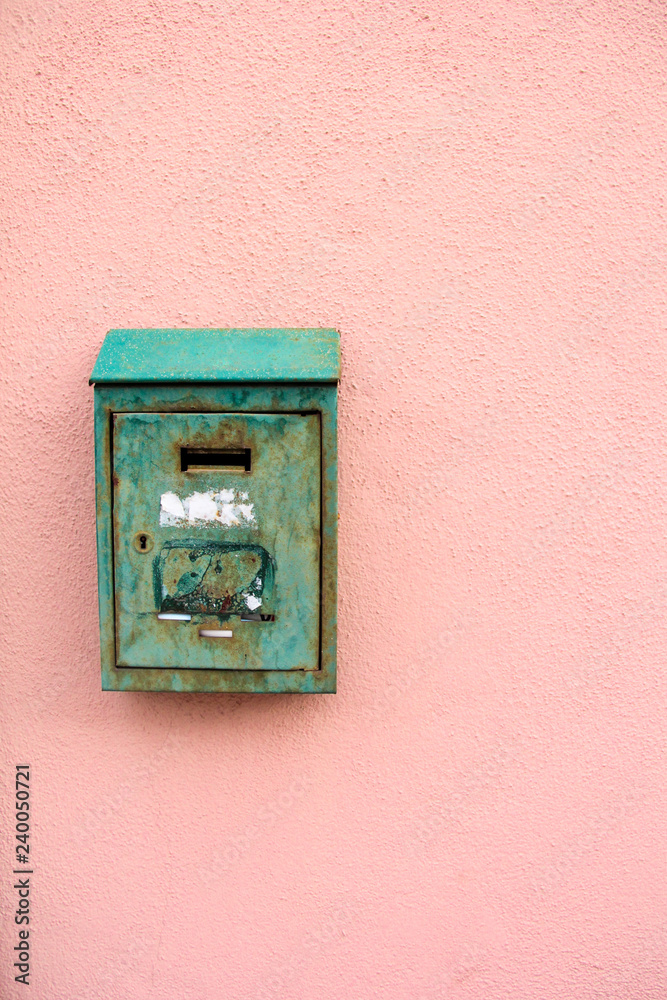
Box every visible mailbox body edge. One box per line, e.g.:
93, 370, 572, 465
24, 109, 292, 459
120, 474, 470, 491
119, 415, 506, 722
93, 382, 337, 693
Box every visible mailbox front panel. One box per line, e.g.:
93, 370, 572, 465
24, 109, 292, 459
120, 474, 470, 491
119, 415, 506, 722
112, 412, 321, 670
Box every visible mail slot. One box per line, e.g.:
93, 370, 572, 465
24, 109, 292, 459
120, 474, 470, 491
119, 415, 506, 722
90, 328, 339, 694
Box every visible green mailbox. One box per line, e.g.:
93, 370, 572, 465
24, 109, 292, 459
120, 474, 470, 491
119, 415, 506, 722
90, 329, 339, 693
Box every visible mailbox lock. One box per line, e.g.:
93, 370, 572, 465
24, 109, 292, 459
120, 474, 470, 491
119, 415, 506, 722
132, 531, 154, 553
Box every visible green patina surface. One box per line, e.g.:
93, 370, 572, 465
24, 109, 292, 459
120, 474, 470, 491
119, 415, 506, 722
90, 328, 340, 384
113, 410, 321, 672
92, 342, 338, 694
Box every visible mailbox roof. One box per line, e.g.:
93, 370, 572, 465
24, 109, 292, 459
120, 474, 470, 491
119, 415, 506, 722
90, 328, 341, 384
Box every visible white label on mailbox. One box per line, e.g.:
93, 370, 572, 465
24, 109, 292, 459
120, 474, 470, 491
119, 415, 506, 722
160, 490, 256, 528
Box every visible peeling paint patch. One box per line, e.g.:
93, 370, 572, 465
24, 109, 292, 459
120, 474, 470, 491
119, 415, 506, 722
160, 490, 256, 528
154, 540, 273, 616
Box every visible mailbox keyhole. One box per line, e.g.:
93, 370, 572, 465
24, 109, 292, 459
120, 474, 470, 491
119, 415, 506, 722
132, 530, 154, 553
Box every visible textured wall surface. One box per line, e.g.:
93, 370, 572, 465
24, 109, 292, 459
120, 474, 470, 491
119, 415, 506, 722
1, 2, 667, 997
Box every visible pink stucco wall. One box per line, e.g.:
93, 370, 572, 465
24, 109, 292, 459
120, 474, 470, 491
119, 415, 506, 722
2, 2, 667, 997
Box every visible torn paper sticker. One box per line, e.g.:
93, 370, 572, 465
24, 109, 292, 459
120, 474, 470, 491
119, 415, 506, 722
160, 490, 256, 528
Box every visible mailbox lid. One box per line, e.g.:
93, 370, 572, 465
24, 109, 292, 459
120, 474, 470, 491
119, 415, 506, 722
90, 328, 340, 384
112, 411, 321, 670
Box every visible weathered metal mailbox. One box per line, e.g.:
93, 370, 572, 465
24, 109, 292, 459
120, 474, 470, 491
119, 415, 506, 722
91, 328, 339, 693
